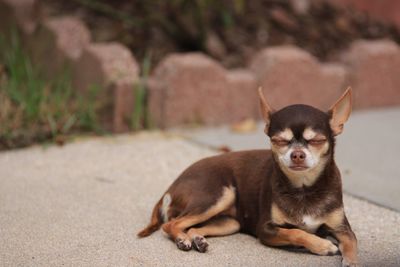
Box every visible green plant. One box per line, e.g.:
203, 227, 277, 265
131, 51, 152, 130
68, 0, 243, 52
0, 30, 105, 150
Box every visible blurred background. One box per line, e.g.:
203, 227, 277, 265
1, 0, 400, 151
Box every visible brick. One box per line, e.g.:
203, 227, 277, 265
147, 53, 229, 128
226, 69, 259, 122
45, 17, 91, 60
112, 82, 136, 133
29, 16, 91, 76
73, 42, 139, 132
250, 46, 346, 111
340, 39, 400, 109
320, 63, 349, 109
73, 42, 138, 91
0, 0, 39, 35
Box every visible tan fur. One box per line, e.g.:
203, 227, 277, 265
162, 186, 236, 241
329, 87, 352, 136
324, 208, 345, 230
271, 203, 288, 225
309, 140, 329, 155
220, 205, 237, 217
336, 232, 358, 265
263, 228, 338, 256
187, 216, 240, 239
285, 161, 327, 187
274, 155, 328, 188
303, 127, 317, 140
279, 128, 294, 141
258, 87, 273, 131
270, 141, 289, 154
271, 203, 344, 234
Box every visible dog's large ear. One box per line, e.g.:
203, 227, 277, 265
258, 87, 273, 133
329, 87, 352, 136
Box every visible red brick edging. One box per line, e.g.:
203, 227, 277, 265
1, 0, 399, 131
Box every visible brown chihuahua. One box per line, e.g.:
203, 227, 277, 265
138, 87, 358, 267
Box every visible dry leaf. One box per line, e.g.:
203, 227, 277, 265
231, 118, 257, 133
217, 145, 232, 153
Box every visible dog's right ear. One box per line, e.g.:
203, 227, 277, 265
258, 87, 273, 133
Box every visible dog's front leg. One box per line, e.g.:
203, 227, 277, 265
257, 223, 339, 256
334, 230, 358, 267
328, 217, 358, 267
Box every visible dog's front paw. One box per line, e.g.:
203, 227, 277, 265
176, 237, 192, 251
311, 239, 339, 256
192, 236, 209, 253
342, 258, 359, 267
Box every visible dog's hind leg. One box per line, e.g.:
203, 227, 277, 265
187, 215, 240, 252
162, 186, 236, 251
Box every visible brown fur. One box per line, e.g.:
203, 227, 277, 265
137, 198, 163, 237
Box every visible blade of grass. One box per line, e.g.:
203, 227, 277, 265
131, 51, 152, 130
62, 115, 77, 134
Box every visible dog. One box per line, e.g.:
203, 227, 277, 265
138, 87, 358, 266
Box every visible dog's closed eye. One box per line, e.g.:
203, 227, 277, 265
271, 137, 290, 146
308, 139, 326, 146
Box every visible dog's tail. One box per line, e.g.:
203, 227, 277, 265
137, 198, 163, 238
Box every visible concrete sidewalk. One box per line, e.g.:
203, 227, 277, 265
172, 107, 400, 212
0, 133, 399, 266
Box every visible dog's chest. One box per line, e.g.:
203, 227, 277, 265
271, 203, 323, 233
299, 215, 323, 232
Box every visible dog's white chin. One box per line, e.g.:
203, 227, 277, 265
288, 166, 310, 171
279, 160, 327, 187
281, 159, 317, 172
274, 146, 329, 187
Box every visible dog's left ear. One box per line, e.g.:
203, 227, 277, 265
258, 87, 274, 133
329, 87, 352, 136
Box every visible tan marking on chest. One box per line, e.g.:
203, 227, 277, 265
271, 204, 345, 233
271, 203, 289, 225
324, 208, 345, 230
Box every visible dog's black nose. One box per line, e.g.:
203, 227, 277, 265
290, 150, 306, 164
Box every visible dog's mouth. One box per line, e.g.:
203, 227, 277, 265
289, 165, 309, 171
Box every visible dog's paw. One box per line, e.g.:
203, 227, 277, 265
175, 237, 192, 251
311, 239, 339, 256
192, 236, 209, 253
342, 258, 359, 267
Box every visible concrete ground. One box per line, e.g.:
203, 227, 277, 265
172, 107, 400, 212
1, 131, 400, 266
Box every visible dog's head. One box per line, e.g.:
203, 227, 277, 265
258, 87, 352, 187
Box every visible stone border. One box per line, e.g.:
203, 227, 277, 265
1, 0, 400, 131
148, 41, 400, 128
